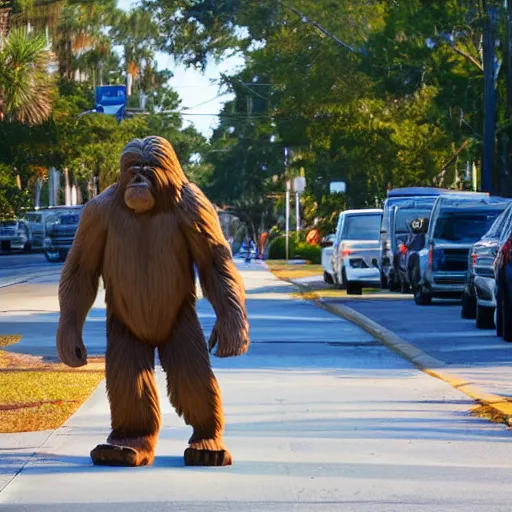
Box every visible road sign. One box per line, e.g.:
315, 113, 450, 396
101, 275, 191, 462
330, 181, 346, 194
293, 177, 306, 193
95, 85, 127, 118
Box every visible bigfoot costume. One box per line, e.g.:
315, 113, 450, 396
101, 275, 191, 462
56, 136, 249, 467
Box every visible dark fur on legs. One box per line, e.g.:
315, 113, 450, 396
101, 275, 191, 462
90, 317, 161, 467
159, 304, 231, 466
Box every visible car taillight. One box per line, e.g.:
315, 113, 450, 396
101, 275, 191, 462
503, 238, 512, 264
342, 248, 352, 257
428, 246, 433, 267
472, 253, 477, 268
399, 243, 407, 255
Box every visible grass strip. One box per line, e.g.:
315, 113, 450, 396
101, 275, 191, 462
0, 335, 105, 433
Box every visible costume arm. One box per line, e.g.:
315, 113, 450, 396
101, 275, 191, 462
180, 183, 249, 357
56, 198, 107, 367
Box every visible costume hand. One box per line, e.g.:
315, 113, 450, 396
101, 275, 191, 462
208, 319, 249, 358
56, 324, 88, 367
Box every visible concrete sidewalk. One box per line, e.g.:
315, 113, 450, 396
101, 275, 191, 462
1, 262, 512, 510
292, 274, 512, 412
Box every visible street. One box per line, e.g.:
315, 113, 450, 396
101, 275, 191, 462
0, 253, 61, 289
335, 294, 512, 399
1, 258, 512, 511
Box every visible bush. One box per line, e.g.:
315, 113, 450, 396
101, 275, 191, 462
267, 234, 321, 263
294, 241, 321, 264
267, 234, 296, 259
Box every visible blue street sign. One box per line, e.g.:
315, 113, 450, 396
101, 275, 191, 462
95, 85, 127, 117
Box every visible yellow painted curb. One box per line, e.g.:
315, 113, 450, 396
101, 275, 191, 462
281, 275, 512, 427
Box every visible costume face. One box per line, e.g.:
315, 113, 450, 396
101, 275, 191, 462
123, 166, 156, 214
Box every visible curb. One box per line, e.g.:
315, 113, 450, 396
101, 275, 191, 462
284, 275, 512, 426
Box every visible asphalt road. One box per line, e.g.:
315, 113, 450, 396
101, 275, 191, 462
0, 252, 62, 287
2, 264, 512, 511
336, 294, 512, 397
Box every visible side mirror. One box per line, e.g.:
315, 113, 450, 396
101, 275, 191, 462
320, 237, 334, 248
409, 217, 429, 235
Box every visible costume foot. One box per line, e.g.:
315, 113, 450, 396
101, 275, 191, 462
90, 443, 154, 467
184, 447, 232, 466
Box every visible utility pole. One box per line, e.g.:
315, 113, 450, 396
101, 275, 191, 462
482, 1, 498, 193
285, 180, 291, 260
284, 147, 290, 261
505, 0, 512, 194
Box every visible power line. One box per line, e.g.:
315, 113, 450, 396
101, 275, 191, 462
279, 1, 367, 56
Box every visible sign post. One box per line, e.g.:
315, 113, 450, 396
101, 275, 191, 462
293, 177, 306, 233
285, 180, 291, 260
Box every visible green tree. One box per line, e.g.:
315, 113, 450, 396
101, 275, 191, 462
0, 28, 56, 125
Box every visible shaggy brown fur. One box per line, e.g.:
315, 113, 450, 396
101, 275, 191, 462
56, 136, 249, 467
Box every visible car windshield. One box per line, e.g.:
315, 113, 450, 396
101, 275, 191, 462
343, 214, 380, 240
433, 211, 501, 243
381, 197, 432, 233
395, 209, 432, 233
0, 221, 16, 227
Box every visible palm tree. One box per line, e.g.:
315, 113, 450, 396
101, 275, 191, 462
0, 28, 56, 125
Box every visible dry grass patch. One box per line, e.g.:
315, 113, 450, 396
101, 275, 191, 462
0, 335, 105, 433
266, 261, 381, 299
0, 334, 22, 347
266, 260, 323, 280
470, 404, 511, 426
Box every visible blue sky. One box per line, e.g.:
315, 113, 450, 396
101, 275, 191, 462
117, 0, 244, 138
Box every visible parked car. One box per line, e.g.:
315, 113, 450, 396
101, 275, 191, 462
379, 188, 489, 290
494, 221, 512, 342
20, 206, 83, 250
391, 199, 437, 293
397, 216, 430, 294
413, 195, 510, 306
323, 209, 382, 295
320, 234, 336, 284
0, 219, 30, 251
43, 209, 83, 262
461, 203, 512, 327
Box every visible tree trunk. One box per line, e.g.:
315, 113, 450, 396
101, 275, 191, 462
482, 1, 497, 193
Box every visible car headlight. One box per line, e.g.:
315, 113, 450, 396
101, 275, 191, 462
44, 237, 52, 247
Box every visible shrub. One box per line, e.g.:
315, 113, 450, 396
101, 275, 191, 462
267, 234, 297, 259
294, 241, 321, 264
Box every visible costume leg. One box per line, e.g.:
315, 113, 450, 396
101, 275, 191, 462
91, 315, 161, 467
158, 303, 231, 466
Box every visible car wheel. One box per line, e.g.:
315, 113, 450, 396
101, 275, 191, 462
496, 295, 504, 337
476, 303, 495, 329
461, 290, 477, 320
44, 250, 61, 263
400, 278, 410, 294
389, 274, 400, 292
346, 281, 362, 295
339, 269, 347, 290
411, 263, 421, 293
1, 241, 11, 252
323, 271, 334, 285
414, 286, 432, 306
502, 291, 512, 342
380, 270, 388, 290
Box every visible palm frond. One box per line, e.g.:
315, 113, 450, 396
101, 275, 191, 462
0, 27, 56, 125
